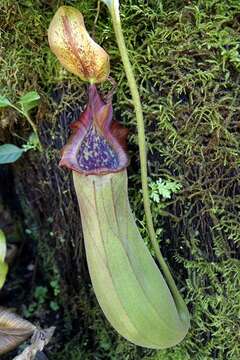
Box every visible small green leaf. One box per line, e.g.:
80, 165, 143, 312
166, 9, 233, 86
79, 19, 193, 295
34, 286, 48, 303
49, 301, 60, 311
0, 230, 7, 262
0, 96, 12, 108
0, 230, 8, 289
0, 144, 24, 164
18, 91, 40, 114
22, 132, 39, 151
0, 262, 8, 290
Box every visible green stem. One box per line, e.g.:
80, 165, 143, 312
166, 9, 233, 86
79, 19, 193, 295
10, 105, 43, 151
25, 113, 43, 152
107, 2, 184, 310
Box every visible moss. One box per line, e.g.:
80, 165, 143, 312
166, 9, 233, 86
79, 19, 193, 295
1, 0, 240, 359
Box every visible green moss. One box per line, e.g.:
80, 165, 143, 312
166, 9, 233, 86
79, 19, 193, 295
1, 0, 240, 359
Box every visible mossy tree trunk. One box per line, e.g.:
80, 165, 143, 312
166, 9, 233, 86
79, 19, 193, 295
1, 1, 240, 359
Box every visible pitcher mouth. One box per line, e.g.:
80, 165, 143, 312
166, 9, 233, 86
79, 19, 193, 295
59, 85, 129, 175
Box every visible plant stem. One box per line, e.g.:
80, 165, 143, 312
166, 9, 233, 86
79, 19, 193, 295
108, 2, 185, 310
25, 113, 43, 151
10, 104, 43, 151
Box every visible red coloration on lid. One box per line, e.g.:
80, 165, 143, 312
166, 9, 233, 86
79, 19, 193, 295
60, 85, 129, 175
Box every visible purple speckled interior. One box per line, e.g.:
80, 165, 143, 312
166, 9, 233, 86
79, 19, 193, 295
77, 124, 119, 171
60, 85, 129, 174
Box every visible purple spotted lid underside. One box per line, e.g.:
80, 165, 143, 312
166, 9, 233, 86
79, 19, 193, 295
60, 85, 129, 175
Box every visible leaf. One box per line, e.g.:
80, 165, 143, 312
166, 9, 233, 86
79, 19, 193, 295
18, 91, 40, 114
0, 308, 35, 355
0, 230, 7, 262
0, 262, 8, 290
12, 327, 55, 360
0, 230, 8, 289
22, 133, 39, 152
0, 144, 24, 164
0, 96, 12, 108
